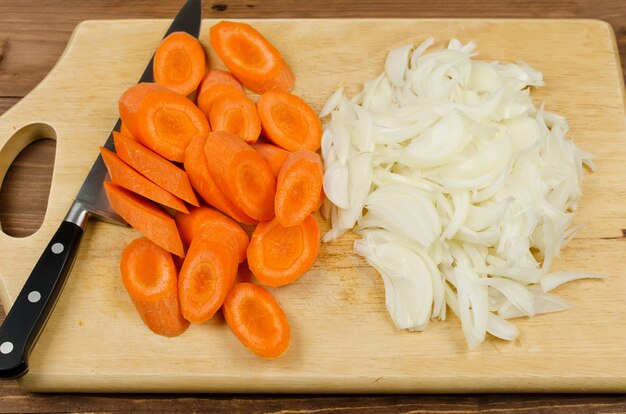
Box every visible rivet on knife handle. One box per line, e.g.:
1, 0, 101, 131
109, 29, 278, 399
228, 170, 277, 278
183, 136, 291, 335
0, 203, 87, 379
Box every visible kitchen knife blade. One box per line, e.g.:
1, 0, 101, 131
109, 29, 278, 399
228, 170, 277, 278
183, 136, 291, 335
0, 0, 202, 379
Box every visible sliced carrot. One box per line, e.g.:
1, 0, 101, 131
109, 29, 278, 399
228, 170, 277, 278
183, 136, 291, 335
247, 214, 320, 287
184, 134, 257, 225
223, 282, 290, 358
175, 206, 249, 263
196, 70, 244, 117
121, 237, 189, 337
275, 149, 323, 227
154, 31, 206, 96
203, 131, 276, 221
209, 21, 295, 94
209, 91, 261, 144
113, 132, 199, 207
100, 147, 188, 214
119, 83, 210, 162
119, 123, 135, 140
178, 229, 239, 323
252, 142, 289, 177
257, 90, 322, 152
104, 182, 185, 257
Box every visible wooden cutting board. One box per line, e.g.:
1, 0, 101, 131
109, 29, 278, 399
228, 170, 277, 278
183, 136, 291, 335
0, 18, 625, 393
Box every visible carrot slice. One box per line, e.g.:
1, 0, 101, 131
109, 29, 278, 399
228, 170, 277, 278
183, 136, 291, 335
119, 83, 210, 162
247, 214, 320, 287
209, 91, 261, 143
113, 132, 199, 207
178, 229, 239, 323
184, 134, 257, 225
104, 182, 185, 257
196, 70, 245, 117
121, 237, 189, 337
257, 90, 322, 152
252, 142, 289, 177
154, 32, 206, 96
175, 206, 249, 263
209, 21, 295, 94
203, 131, 276, 221
119, 123, 135, 140
223, 282, 290, 358
275, 150, 323, 227
100, 147, 188, 214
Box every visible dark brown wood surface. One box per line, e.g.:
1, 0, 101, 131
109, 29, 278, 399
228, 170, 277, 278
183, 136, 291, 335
1, 1, 625, 412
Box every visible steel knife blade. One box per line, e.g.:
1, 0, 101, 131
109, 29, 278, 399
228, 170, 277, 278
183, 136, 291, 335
0, 0, 202, 379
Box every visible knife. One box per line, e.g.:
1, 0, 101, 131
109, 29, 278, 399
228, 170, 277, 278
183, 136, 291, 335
0, 0, 202, 379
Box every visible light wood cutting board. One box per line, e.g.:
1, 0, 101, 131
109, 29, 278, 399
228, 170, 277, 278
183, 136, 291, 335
0, 18, 625, 393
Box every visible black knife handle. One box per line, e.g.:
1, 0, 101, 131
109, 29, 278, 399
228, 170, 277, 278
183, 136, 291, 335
0, 220, 83, 379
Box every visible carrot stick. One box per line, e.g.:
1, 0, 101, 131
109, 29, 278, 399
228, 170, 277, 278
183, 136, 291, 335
178, 228, 239, 323
252, 143, 290, 177
100, 147, 188, 214
196, 70, 244, 117
203, 131, 276, 221
209, 91, 261, 144
257, 90, 322, 152
184, 134, 257, 225
154, 32, 206, 96
274, 149, 323, 227
119, 123, 135, 140
104, 182, 185, 257
120, 237, 189, 337
119, 83, 210, 162
209, 21, 295, 94
223, 282, 290, 358
113, 132, 199, 207
246, 214, 320, 287
175, 206, 249, 263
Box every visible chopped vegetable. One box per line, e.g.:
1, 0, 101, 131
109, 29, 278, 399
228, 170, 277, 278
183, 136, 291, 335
223, 282, 290, 358
320, 38, 601, 348
197, 70, 244, 116
209, 90, 261, 143
252, 142, 290, 177
121, 237, 189, 337
153, 31, 206, 96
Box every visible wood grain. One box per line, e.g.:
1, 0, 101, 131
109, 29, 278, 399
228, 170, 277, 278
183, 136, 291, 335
1, 0, 626, 412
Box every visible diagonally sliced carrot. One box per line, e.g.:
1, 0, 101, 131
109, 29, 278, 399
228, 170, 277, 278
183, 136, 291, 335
113, 132, 199, 207
223, 282, 290, 358
104, 182, 185, 257
203, 131, 276, 221
121, 237, 189, 337
209, 91, 261, 144
247, 214, 320, 287
257, 90, 322, 152
209, 21, 295, 94
154, 31, 206, 96
252, 142, 290, 177
197, 70, 244, 117
119, 123, 135, 140
274, 149, 323, 227
178, 228, 239, 323
175, 206, 249, 263
184, 134, 257, 225
100, 147, 188, 214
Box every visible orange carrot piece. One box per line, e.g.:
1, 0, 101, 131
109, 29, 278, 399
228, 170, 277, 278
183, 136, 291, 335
184, 134, 257, 225
275, 149, 323, 227
121, 237, 189, 337
257, 90, 322, 152
209, 91, 261, 143
119, 83, 210, 162
104, 182, 185, 257
100, 147, 188, 214
247, 214, 320, 287
223, 282, 290, 358
154, 32, 206, 96
119, 123, 135, 140
113, 132, 199, 207
203, 131, 276, 221
178, 229, 239, 323
175, 206, 249, 263
209, 21, 295, 94
252, 142, 289, 177
196, 70, 244, 117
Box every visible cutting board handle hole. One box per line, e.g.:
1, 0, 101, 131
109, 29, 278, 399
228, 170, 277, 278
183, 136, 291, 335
0, 122, 56, 238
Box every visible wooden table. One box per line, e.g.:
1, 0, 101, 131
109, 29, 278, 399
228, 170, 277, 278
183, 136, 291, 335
1, 1, 626, 412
